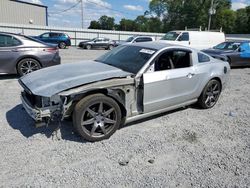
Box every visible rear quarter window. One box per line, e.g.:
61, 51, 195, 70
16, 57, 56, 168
198, 53, 210, 63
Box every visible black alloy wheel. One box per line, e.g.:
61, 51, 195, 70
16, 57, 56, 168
73, 94, 122, 142
198, 79, 222, 109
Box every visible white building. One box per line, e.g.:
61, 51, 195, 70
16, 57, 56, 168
0, 0, 48, 26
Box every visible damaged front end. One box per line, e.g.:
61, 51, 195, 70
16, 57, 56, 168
21, 90, 67, 127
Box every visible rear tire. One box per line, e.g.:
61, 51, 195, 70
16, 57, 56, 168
198, 79, 221, 109
59, 42, 66, 49
73, 94, 122, 142
17, 58, 41, 76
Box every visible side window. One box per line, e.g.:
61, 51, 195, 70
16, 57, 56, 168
50, 33, 59, 37
155, 50, 191, 71
0, 35, 21, 47
135, 37, 152, 42
198, 53, 210, 63
41, 33, 49, 38
179, 32, 189, 41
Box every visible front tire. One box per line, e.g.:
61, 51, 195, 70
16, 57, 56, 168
73, 94, 122, 142
108, 45, 114, 50
198, 79, 221, 109
17, 58, 41, 76
86, 44, 92, 50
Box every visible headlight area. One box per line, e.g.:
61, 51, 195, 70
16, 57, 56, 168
21, 91, 66, 127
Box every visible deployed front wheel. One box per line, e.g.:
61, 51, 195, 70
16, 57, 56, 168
198, 79, 221, 109
73, 94, 122, 142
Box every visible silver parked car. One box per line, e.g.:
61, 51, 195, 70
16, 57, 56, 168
0, 32, 61, 76
19, 42, 230, 142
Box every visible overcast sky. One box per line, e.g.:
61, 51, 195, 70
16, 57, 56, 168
21, 0, 250, 28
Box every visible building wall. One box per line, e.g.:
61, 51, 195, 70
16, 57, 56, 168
0, 0, 47, 26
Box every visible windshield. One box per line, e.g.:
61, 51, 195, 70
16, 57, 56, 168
125, 36, 134, 42
161, 32, 181, 41
95, 45, 156, 74
213, 42, 240, 50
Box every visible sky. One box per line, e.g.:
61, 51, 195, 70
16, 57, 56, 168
21, 0, 250, 28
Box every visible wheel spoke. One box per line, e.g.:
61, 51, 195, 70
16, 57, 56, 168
81, 118, 95, 126
213, 84, 218, 91
99, 124, 107, 135
87, 107, 96, 117
98, 102, 103, 113
205, 96, 210, 105
104, 117, 116, 124
90, 124, 98, 136
213, 90, 220, 95
104, 108, 114, 117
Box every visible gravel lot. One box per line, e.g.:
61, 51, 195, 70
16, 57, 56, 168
0, 47, 249, 187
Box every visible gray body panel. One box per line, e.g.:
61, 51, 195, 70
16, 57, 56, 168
0, 33, 60, 75
19, 60, 132, 97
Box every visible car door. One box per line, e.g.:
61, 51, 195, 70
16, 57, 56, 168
93, 38, 103, 48
238, 42, 250, 66
143, 49, 200, 113
0, 34, 22, 74
176, 32, 190, 46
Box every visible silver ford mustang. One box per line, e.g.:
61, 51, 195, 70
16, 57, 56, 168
19, 42, 230, 142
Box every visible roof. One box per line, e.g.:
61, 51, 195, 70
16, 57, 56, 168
10, 0, 47, 8
124, 41, 176, 50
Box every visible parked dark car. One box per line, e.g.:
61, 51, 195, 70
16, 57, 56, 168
78, 37, 117, 50
202, 41, 250, 67
117, 36, 155, 46
0, 32, 61, 76
32, 32, 71, 49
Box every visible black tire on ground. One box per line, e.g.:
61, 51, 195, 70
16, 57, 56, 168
73, 94, 122, 142
17, 58, 41, 76
86, 44, 92, 50
108, 45, 114, 50
59, 42, 66, 49
197, 79, 222, 109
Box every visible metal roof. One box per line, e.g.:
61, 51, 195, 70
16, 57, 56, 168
10, 0, 47, 8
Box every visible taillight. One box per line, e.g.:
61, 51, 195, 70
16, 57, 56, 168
43, 48, 58, 53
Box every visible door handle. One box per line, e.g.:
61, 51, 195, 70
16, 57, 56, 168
187, 73, 195, 78
11, 49, 19, 52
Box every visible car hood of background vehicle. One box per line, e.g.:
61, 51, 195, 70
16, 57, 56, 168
19, 60, 132, 97
202, 48, 235, 55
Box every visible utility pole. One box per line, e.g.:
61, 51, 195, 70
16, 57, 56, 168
208, 0, 215, 31
81, 0, 84, 28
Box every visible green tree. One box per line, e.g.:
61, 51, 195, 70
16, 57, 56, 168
88, 20, 101, 29
134, 15, 149, 32
214, 9, 236, 33
119, 18, 137, 31
98, 15, 115, 30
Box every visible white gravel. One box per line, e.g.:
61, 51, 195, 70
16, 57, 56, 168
0, 48, 249, 187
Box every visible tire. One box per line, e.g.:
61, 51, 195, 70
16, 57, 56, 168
73, 94, 122, 142
17, 58, 41, 76
198, 79, 221, 109
59, 42, 66, 49
86, 44, 91, 50
108, 45, 114, 50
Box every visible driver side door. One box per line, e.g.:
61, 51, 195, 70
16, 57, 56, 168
143, 49, 200, 113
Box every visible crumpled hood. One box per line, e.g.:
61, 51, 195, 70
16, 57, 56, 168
19, 60, 132, 97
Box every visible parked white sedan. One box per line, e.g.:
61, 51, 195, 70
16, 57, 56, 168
19, 42, 230, 142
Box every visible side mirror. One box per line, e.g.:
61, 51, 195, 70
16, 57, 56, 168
177, 37, 182, 41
